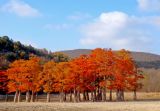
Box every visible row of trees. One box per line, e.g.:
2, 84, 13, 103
0, 48, 143, 102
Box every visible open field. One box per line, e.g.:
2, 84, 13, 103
0, 101, 160, 111
0, 92, 160, 111
1, 92, 160, 102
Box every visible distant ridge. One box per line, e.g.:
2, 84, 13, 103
60, 49, 160, 69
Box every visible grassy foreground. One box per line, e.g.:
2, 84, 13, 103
0, 101, 160, 111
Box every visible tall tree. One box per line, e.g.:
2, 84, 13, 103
42, 61, 57, 102
53, 62, 71, 102
7, 59, 27, 102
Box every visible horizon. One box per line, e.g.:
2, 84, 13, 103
0, 0, 160, 54
2, 35, 160, 56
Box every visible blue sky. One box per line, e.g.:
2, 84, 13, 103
0, 0, 160, 54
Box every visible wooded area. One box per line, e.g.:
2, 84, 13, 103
0, 48, 144, 102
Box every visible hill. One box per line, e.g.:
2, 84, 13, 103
60, 49, 160, 69
0, 36, 69, 70
0, 36, 53, 70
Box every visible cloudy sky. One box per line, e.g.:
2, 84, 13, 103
0, 0, 160, 54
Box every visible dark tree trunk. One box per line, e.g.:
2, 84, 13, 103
133, 90, 137, 100
97, 88, 102, 101
69, 91, 72, 102
86, 91, 89, 101
94, 90, 96, 101
83, 91, 86, 101
109, 89, 112, 101
102, 77, 107, 101
64, 93, 67, 101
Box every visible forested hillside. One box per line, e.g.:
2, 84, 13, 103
0, 36, 69, 70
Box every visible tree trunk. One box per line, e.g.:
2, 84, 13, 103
83, 91, 86, 101
60, 92, 64, 102
97, 88, 102, 101
109, 89, 112, 101
18, 91, 21, 102
122, 91, 124, 101
94, 90, 96, 101
35, 92, 38, 102
116, 90, 124, 101
5, 94, 8, 102
116, 90, 120, 101
133, 90, 137, 100
73, 89, 77, 102
102, 88, 106, 101
30, 91, 35, 102
91, 91, 94, 102
26, 91, 30, 102
69, 91, 72, 102
77, 91, 80, 102
64, 93, 67, 102
47, 92, 50, 102
102, 77, 107, 101
86, 91, 89, 101
14, 90, 18, 102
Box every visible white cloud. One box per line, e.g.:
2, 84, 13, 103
68, 12, 91, 20
137, 0, 160, 12
80, 11, 159, 51
1, 0, 41, 17
44, 23, 72, 30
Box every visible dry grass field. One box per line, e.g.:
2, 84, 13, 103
0, 92, 160, 111
0, 101, 160, 111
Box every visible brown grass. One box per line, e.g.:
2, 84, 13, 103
0, 101, 160, 111
109, 92, 160, 101
0, 92, 160, 111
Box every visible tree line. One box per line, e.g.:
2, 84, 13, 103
0, 48, 144, 102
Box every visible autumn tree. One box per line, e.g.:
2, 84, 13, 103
0, 71, 8, 92
42, 61, 57, 102
89, 48, 115, 101
25, 56, 42, 102
7, 59, 27, 102
53, 62, 71, 102
110, 49, 144, 101
0, 70, 8, 102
